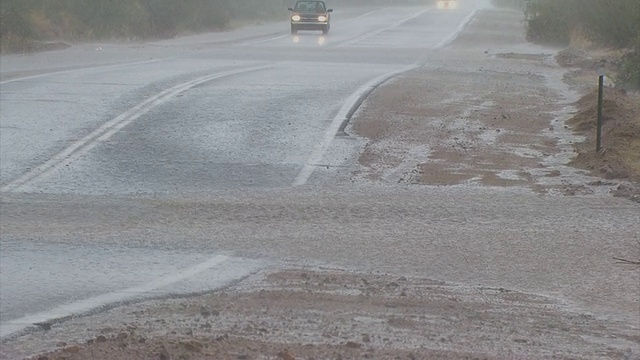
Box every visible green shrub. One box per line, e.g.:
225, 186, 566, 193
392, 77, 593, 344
229, 0, 285, 20
619, 36, 640, 90
574, 0, 640, 48
524, 0, 577, 45
0, 0, 38, 51
524, 0, 639, 47
0, 0, 285, 50
521, 0, 639, 89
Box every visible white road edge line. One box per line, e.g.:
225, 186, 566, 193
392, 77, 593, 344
435, 9, 479, 49
292, 8, 479, 187
292, 64, 418, 187
352, 7, 388, 20
0, 59, 163, 85
340, 8, 432, 47
0, 255, 230, 339
233, 34, 290, 47
1, 65, 272, 192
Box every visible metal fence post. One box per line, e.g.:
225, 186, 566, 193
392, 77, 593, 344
596, 61, 605, 153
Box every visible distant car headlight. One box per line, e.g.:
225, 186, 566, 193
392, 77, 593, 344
437, 0, 458, 10
317, 15, 327, 22
292, 15, 301, 21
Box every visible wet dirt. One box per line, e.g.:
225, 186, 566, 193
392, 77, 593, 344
7, 269, 639, 360
559, 51, 640, 202
349, 8, 640, 202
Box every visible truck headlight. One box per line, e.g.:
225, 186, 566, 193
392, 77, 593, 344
292, 15, 301, 21
317, 15, 327, 22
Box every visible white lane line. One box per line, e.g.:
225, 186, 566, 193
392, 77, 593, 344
233, 34, 289, 47
0, 255, 230, 339
435, 9, 479, 49
340, 8, 432, 47
1, 65, 272, 192
292, 65, 418, 187
352, 7, 388, 20
0, 59, 162, 85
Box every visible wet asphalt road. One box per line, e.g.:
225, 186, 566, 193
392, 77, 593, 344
1, 7, 477, 194
0, 5, 482, 336
2, 3, 639, 346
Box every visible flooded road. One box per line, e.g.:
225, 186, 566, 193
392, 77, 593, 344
1, 6, 475, 194
1, 4, 638, 358
0, 4, 481, 335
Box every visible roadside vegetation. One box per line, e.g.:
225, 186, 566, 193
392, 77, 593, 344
0, 0, 287, 52
492, 0, 640, 189
0, 0, 425, 53
493, 0, 640, 90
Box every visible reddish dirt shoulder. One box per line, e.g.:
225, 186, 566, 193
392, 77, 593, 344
349, 8, 640, 201
7, 269, 638, 360
557, 49, 640, 201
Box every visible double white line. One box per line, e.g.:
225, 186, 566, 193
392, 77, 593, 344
340, 8, 432, 47
1, 65, 272, 192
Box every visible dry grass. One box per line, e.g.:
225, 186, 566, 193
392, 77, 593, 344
558, 47, 640, 183
569, 89, 640, 182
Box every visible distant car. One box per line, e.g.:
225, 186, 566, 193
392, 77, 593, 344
288, 1, 333, 34
437, 0, 458, 10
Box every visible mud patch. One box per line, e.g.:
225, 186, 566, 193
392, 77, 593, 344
350, 44, 565, 191
555, 48, 598, 69
495, 52, 549, 61
407, 163, 475, 185
6, 269, 638, 360
349, 8, 639, 202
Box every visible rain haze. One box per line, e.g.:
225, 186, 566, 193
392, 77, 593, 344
1, 0, 639, 359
